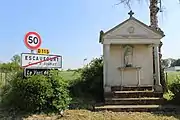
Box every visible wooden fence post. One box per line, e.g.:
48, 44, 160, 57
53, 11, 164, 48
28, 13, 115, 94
166, 72, 168, 86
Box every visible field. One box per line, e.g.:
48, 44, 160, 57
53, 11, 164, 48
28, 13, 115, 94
166, 71, 180, 85
0, 71, 180, 120
58, 70, 80, 81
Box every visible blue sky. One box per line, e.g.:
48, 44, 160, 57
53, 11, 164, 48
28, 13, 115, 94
0, 0, 180, 69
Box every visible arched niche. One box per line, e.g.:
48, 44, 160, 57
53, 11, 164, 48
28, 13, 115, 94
123, 45, 133, 67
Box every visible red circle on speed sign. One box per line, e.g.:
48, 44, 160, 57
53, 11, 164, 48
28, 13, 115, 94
24, 32, 42, 50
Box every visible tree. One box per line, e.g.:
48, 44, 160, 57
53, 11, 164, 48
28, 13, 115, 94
11, 54, 21, 65
0, 54, 21, 72
117, 0, 162, 68
167, 58, 176, 67
161, 59, 169, 68
170, 59, 180, 67
117, 1, 179, 60
70, 57, 104, 101
117, 0, 179, 92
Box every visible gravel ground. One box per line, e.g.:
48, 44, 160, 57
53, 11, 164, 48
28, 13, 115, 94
1, 110, 180, 120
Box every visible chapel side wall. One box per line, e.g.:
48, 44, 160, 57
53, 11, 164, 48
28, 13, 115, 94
134, 45, 153, 85
107, 44, 122, 86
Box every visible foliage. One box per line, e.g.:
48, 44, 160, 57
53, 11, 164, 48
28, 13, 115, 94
11, 54, 21, 65
161, 58, 179, 68
168, 58, 176, 67
166, 72, 179, 85
70, 57, 104, 102
0, 54, 21, 73
168, 75, 180, 105
0, 62, 21, 72
163, 90, 174, 101
161, 59, 170, 68
0, 54, 21, 72
166, 72, 180, 105
170, 59, 180, 67
1, 70, 71, 113
0, 78, 4, 90
47, 70, 71, 111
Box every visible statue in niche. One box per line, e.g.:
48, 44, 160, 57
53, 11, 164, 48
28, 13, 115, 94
124, 45, 133, 67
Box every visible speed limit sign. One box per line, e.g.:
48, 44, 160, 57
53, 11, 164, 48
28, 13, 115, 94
24, 32, 42, 50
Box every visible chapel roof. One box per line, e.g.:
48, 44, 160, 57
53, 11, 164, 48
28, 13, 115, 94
99, 11, 165, 43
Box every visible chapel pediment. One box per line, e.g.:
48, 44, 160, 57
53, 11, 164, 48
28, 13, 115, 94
99, 11, 165, 44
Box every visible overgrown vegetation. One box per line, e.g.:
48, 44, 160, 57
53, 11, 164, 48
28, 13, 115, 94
1, 54, 180, 117
0, 70, 71, 113
0, 54, 21, 72
167, 73, 180, 105
69, 57, 104, 102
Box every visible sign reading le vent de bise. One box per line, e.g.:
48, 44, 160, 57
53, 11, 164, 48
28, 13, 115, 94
24, 68, 51, 77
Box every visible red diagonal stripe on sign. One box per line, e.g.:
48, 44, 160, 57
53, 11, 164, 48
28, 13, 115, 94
22, 56, 59, 68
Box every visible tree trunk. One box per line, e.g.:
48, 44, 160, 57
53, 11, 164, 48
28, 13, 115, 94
149, 0, 159, 29
149, 0, 167, 92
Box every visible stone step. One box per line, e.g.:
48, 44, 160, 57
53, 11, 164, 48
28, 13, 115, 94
105, 97, 164, 105
111, 86, 153, 91
112, 91, 163, 98
95, 105, 180, 112
95, 105, 160, 112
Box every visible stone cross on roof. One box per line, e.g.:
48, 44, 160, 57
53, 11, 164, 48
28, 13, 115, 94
128, 10, 134, 18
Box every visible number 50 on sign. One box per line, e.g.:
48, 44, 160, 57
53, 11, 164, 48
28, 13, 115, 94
24, 32, 42, 50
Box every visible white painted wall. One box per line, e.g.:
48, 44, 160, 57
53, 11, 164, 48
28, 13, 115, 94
106, 44, 122, 86
106, 44, 153, 87
133, 45, 153, 85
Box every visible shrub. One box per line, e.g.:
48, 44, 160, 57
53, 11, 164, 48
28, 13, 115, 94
47, 70, 71, 111
70, 57, 104, 102
168, 75, 180, 105
1, 70, 71, 113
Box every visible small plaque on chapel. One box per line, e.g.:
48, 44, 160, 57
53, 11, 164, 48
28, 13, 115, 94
127, 26, 135, 34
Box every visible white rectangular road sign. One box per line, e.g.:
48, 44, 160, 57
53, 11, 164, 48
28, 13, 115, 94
21, 53, 62, 68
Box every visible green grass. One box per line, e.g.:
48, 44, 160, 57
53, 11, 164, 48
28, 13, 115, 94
164, 71, 180, 101
167, 72, 180, 84
59, 71, 80, 81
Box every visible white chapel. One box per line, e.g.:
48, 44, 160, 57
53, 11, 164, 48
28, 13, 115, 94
99, 11, 165, 93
